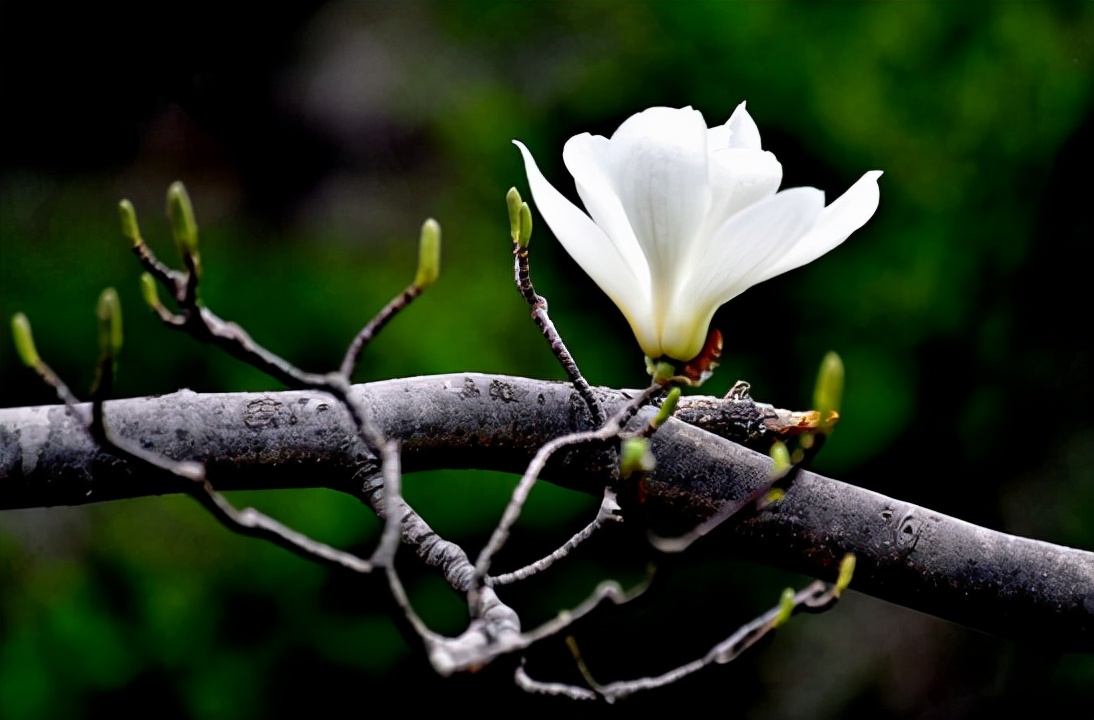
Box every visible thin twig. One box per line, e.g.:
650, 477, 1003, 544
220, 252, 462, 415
650, 424, 838, 554
28, 358, 84, 415
339, 285, 422, 379
515, 663, 598, 700
186, 486, 378, 573
129, 239, 184, 295
519, 575, 650, 646
648, 461, 794, 554
518, 578, 843, 703
513, 241, 604, 425
134, 237, 390, 450
472, 384, 662, 583
427, 574, 650, 676
372, 439, 450, 648
489, 489, 622, 586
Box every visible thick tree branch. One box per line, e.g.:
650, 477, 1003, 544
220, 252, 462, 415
1, 373, 1091, 650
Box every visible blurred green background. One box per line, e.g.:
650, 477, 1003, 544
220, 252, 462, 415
1, 1, 1091, 718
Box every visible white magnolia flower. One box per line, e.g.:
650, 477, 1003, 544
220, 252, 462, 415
514, 103, 882, 364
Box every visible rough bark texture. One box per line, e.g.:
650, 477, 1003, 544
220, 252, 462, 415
1, 372, 1091, 650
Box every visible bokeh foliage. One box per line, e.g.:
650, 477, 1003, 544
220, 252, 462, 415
1, 1, 1091, 718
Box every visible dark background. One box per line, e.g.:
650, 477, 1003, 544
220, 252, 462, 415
1, 1, 1091, 718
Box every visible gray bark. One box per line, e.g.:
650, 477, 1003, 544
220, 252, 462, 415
1, 372, 1091, 650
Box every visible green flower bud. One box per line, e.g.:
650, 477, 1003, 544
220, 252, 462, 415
652, 387, 682, 429
118, 199, 142, 245
773, 587, 795, 627
11, 313, 41, 368
619, 437, 655, 478
97, 288, 123, 360
769, 440, 791, 473
762, 488, 786, 506
835, 553, 856, 596
140, 273, 162, 310
813, 350, 844, 423
506, 187, 523, 243
167, 181, 200, 274
414, 219, 442, 289
518, 202, 533, 248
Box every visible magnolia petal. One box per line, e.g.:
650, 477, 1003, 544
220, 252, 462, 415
756, 170, 882, 282
563, 133, 650, 285
662, 187, 826, 360
707, 123, 730, 151
603, 107, 713, 319
514, 140, 662, 357
725, 102, 763, 150
696, 186, 826, 300
702, 147, 782, 238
